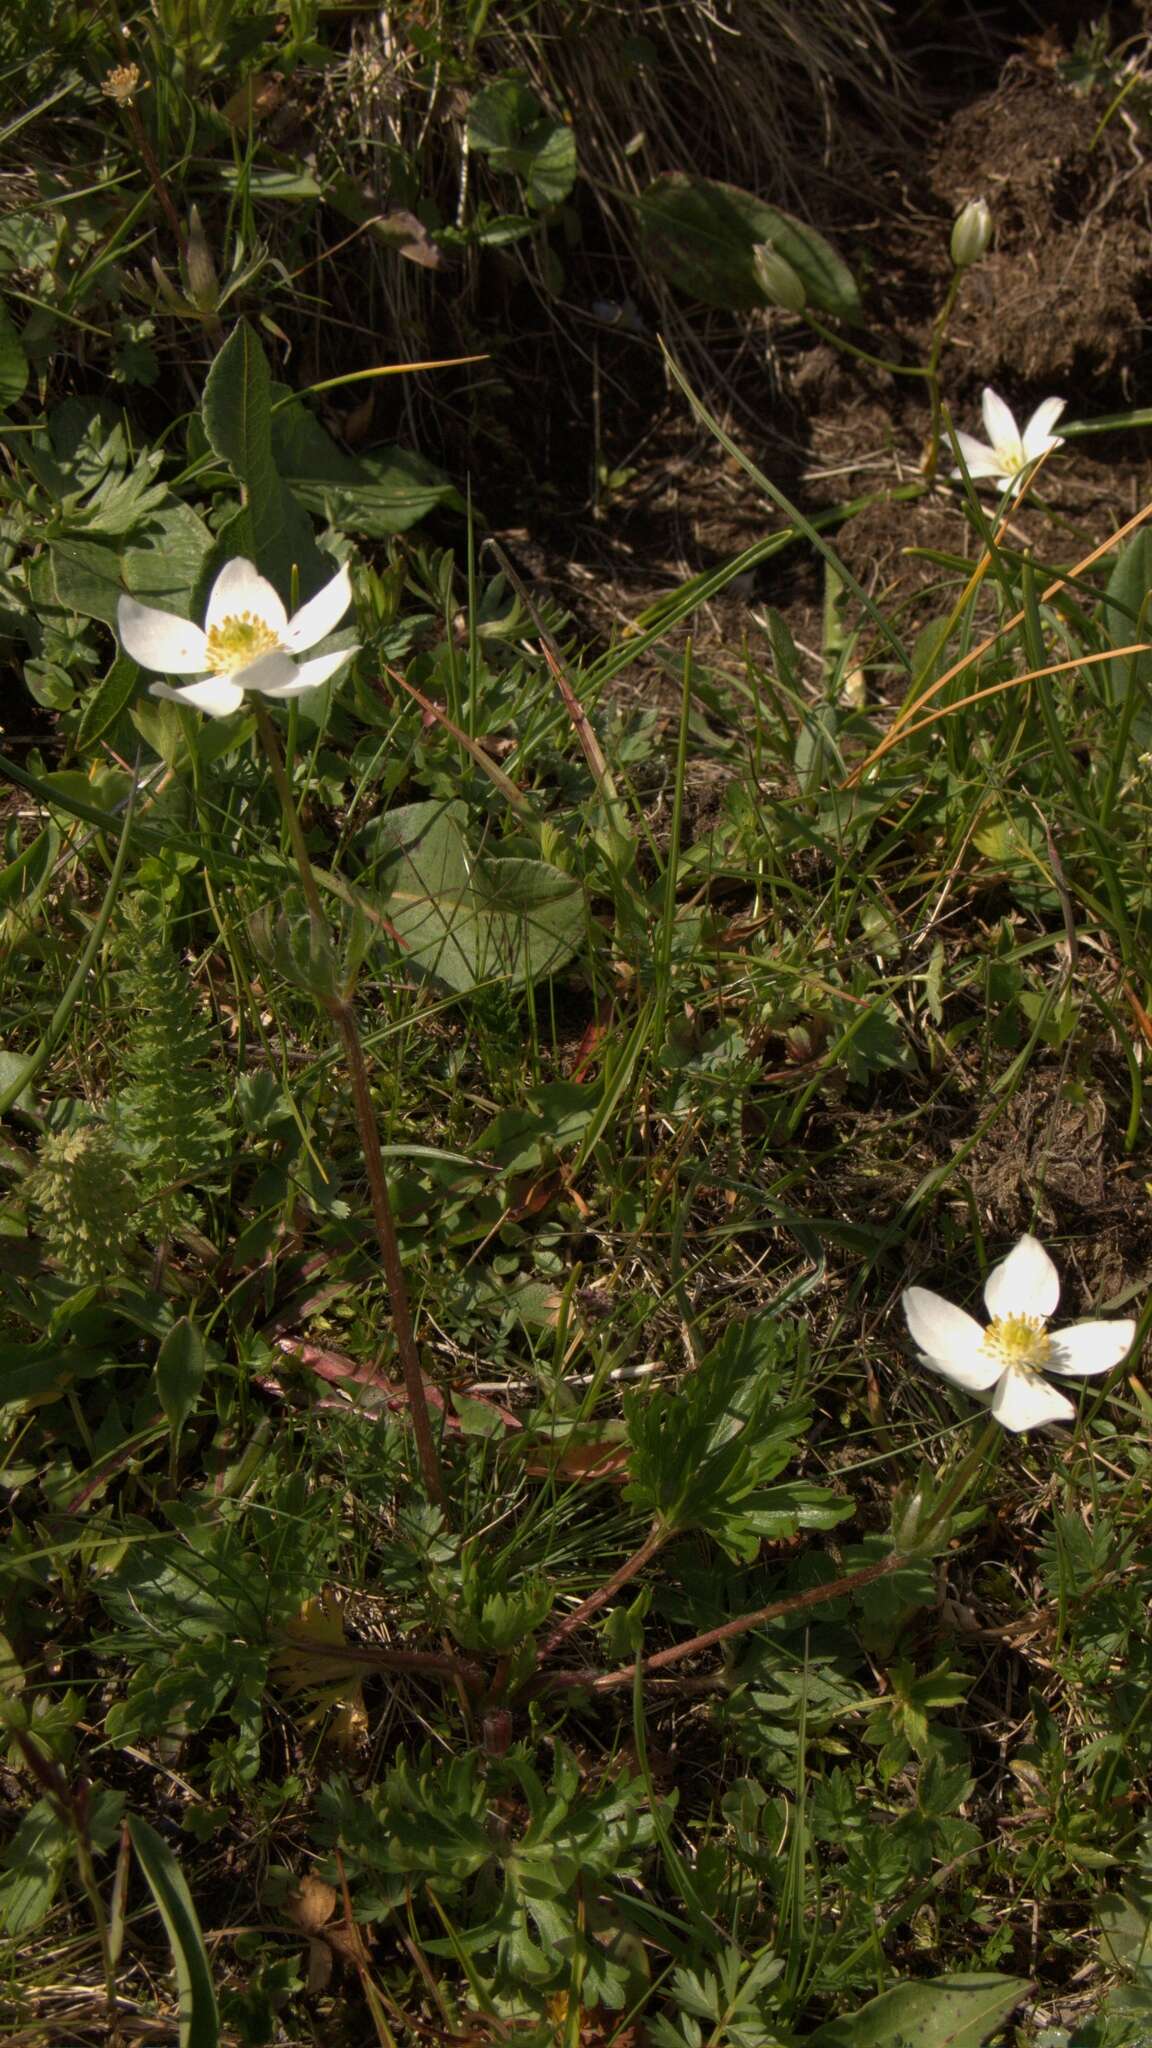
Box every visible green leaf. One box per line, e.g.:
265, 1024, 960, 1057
127, 1814, 220, 2048
121, 498, 215, 612
359, 800, 586, 993
624, 1315, 847, 1557
467, 82, 577, 208
1097, 528, 1152, 748
1098, 1891, 1152, 1979
0, 821, 60, 940
155, 1317, 207, 1436
0, 1051, 34, 1117
0, 1798, 71, 1935
0, 298, 28, 413
477, 1081, 599, 1171
634, 173, 861, 320
201, 320, 321, 603
270, 388, 461, 535
47, 536, 123, 623
808, 1973, 1031, 2047
76, 656, 140, 750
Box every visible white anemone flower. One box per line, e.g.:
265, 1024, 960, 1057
954, 388, 1066, 495
902, 1233, 1135, 1434
117, 556, 357, 718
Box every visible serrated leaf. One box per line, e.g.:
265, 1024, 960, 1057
127, 1814, 220, 2048
807, 1972, 1030, 2048
635, 173, 861, 320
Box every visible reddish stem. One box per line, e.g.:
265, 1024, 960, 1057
543, 1553, 907, 1694
538, 1521, 668, 1659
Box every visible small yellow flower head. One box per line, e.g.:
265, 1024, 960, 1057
102, 62, 144, 105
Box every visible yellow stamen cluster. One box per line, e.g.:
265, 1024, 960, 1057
102, 63, 143, 104
204, 611, 281, 676
982, 1313, 1051, 1373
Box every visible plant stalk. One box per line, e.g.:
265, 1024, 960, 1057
539, 1520, 669, 1658
544, 1552, 909, 1694
254, 703, 448, 1514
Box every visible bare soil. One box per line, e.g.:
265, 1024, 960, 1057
469, 31, 1152, 702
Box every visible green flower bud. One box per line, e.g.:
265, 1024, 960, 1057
950, 198, 992, 269
752, 241, 806, 312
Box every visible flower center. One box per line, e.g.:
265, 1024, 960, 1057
983, 1313, 1051, 1373
204, 611, 282, 676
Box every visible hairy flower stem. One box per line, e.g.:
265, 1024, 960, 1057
253, 703, 448, 1514
539, 1520, 669, 1658
547, 1551, 910, 1694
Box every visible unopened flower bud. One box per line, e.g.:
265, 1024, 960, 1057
950, 198, 992, 270
752, 241, 806, 313
183, 204, 220, 314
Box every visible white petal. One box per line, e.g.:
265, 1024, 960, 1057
980, 388, 1022, 463
953, 432, 1005, 480
204, 558, 287, 637
149, 676, 246, 717
282, 563, 353, 653
992, 1368, 1074, 1432
1047, 1320, 1135, 1377
902, 1288, 1001, 1388
1022, 397, 1066, 457
259, 646, 358, 697
118, 597, 207, 675
231, 650, 300, 695
984, 1234, 1060, 1321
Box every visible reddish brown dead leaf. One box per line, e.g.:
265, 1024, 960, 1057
514, 1435, 630, 1483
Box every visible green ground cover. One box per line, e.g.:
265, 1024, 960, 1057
4, 6, 1152, 2046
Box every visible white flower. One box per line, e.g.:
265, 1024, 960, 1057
954, 388, 1066, 494
902, 1233, 1135, 1434
117, 556, 357, 719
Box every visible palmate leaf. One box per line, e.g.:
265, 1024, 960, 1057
624, 1314, 849, 1559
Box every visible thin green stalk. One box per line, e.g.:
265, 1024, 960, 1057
921, 1415, 1002, 1537
921, 271, 962, 481
252, 702, 448, 1515
802, 312, 930, 380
